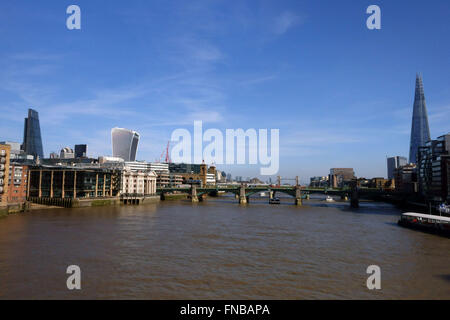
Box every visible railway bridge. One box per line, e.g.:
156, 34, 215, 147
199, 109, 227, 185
156, 182, 385, 208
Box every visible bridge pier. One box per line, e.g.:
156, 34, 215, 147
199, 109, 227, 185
295, 186, 302, 206
350, 181, 359, 208
190, 185, 199, 203
239, 184, 247, 204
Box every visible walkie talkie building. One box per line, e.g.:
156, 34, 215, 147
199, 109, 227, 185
21, 108, 44, 159
409, 74, 431, 164
111, 128, 140, 162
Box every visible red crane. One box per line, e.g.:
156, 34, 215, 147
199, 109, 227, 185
159, 141, 171, 163
164, 141, 171, 163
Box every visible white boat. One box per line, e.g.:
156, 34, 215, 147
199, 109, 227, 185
325, 196, 335, 202
398, 212, 450, 236
269, 197, 280, 204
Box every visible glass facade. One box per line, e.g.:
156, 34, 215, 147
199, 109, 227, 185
111, 128, 140, 162
409, 75, 431, 164
28, 168, 120, 198
22, 108, 44, 159
417, 134, 450, 202
169, 163, 202, 174
74, 144, 87, 158
387, 156, 407, 179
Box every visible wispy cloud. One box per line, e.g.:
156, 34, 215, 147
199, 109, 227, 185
273, 11, 302, 35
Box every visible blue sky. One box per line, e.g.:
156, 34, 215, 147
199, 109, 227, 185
0, 0, 449, 182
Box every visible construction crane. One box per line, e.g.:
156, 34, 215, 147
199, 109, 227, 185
159, 141, 171, 163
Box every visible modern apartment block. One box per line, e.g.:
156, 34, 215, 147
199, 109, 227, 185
22, 108, 44, 159
0, 144, 11, 204
7, 164, 28, 203
417, 134, 450, 203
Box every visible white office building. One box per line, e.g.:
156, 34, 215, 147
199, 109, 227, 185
124, 161, 169, 173
206, 173, 216, 185
121, 170, 157, 195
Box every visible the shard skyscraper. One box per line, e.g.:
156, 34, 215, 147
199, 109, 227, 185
409, 74, 431, 164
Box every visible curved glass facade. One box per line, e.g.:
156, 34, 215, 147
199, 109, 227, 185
111, 128, 140, 162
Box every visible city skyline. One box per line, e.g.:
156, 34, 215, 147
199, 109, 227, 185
0, 1, 449, 180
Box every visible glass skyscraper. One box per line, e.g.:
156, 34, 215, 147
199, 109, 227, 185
409, 74, 431, 164
111, 128, 140, 162
387, 156, 407, 179
74, 144, 88, 158
21, 108, 44, 159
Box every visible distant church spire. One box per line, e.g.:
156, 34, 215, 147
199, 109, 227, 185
409, 74, 431, 163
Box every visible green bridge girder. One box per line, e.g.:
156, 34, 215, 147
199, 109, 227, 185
157, 186, 402, 199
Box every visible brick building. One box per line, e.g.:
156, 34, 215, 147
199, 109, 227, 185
0, 144, 11, 204
7, 164, 28, 203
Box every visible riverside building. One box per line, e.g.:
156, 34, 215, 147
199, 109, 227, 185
7, 163, 28, 203
27, 165, 121, 199
394, 164, 417, 194
121, 170, 157, 195
0, 144, 11, 204
329, 168, 355, 188
417, 133, 450, 203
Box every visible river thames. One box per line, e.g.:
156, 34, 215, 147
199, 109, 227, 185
0, 195, 449, 299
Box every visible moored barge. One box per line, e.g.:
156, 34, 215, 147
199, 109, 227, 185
398, 212, 450, 237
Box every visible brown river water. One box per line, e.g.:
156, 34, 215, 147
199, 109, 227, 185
0, 195, 449, 299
